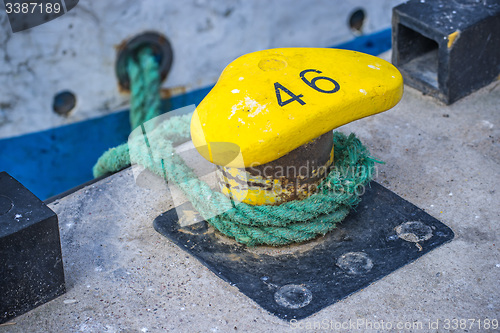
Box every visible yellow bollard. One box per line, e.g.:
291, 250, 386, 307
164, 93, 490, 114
191, 48, 403, 205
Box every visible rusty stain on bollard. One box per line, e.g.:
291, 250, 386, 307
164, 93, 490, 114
216, 131, 334, 205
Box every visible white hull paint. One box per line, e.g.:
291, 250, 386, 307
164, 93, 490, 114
0, 0, 403, 138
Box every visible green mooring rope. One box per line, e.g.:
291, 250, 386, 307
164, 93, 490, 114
93, 48, 379, 246
128, 47, 161, 130
92, 47, 161, 177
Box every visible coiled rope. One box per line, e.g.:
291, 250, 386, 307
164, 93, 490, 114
93, 47, 379, 246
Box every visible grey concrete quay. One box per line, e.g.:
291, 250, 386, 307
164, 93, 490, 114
2, 68, 499, 332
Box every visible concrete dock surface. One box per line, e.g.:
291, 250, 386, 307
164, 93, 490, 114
1, 54, 499, 332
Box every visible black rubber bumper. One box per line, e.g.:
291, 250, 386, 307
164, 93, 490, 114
392, 0, 500, 104
0, 172, 65, 324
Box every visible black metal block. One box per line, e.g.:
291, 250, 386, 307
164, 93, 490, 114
392, 0, 500, 104
0, 172, 65, 324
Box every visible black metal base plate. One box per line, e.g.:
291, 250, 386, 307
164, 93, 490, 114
153, 181, 454, 320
